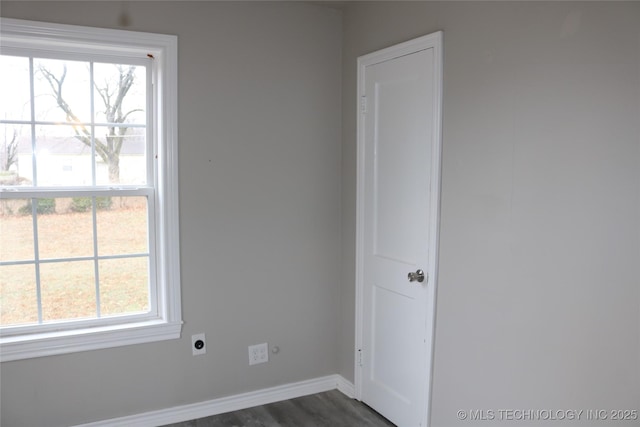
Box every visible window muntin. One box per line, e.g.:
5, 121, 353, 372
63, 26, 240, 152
0, 18, 181, 361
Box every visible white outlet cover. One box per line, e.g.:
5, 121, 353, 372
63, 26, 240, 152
192, 333, 206, 356
248, 343, 269, 365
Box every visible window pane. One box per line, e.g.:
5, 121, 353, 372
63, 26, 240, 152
0, 198, 34, 262
99, 257, 149, 316
37, 197, 94, 260
0, 124, 32, 186
40, 260, 95, 322
0, 264, 38, 326
35, 124, 93, 186
0, 55, 31, 121
94, 63, 146, 125
97, 196, 148, 256
34, 58, 91, 123
95, 126, 146, 185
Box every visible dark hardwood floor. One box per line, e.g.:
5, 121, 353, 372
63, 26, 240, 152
160, 390, 395, 427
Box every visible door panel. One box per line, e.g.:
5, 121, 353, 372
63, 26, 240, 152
373, 77, 429, 265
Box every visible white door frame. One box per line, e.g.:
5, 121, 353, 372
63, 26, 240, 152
355, 31, 443, 426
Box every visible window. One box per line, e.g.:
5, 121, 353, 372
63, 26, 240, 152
0, 18, 181, 361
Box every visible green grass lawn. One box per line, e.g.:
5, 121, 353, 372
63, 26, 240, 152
0, 202, 149, 326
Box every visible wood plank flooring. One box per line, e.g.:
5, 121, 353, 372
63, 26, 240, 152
160, 390, 395, 427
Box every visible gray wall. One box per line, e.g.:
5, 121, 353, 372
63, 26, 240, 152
0, 2, 342, 426
340, 2, 640, 426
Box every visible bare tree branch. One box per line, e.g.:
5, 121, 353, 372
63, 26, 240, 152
1, 128, 19, 172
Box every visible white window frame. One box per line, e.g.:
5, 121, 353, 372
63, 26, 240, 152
0, 18, 182, 362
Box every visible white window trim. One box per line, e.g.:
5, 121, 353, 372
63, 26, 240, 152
0, 18, 182, 362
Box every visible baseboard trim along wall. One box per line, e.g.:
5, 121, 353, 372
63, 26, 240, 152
336, 374, 356, 398
74, 374, 355, 427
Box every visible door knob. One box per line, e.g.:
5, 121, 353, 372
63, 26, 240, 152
407, 269, 425, 283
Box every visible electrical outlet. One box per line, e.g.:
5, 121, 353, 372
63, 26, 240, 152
192, 333, 206, 356
248, 343, 269, 365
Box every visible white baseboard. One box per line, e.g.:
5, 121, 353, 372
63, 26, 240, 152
336, 374, 355, 398
75, 374, 355, 427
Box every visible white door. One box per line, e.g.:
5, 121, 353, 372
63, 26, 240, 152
356, 33, 442, 427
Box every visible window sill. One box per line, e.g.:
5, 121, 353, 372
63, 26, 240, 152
0, 319, 183, 362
